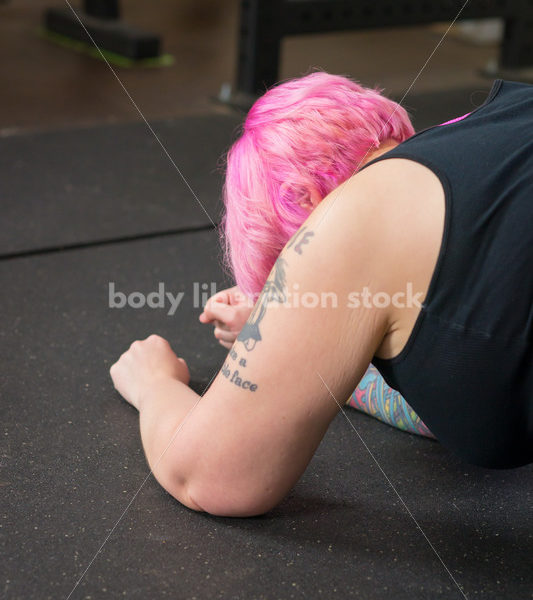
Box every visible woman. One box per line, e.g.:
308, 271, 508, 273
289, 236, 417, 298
110, 73, 533, 517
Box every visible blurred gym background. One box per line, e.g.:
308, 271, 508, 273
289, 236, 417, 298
1, 0, 531, 135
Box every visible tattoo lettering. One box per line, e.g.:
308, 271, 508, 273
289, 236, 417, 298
237, 257, 287, 351
287, 226, 315, 255
221, 345, 258, 391
221, 364, 258, 391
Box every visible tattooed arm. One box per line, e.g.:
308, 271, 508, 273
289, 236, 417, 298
347, 364, 434, 438
110, 173, 403, 517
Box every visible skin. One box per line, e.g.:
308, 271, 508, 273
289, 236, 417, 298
109, 142, 446, 517
199, 286, 252, 350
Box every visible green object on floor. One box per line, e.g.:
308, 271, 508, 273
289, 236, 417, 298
39, 28, 174, 68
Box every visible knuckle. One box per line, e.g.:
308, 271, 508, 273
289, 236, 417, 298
148, 334, 168, 348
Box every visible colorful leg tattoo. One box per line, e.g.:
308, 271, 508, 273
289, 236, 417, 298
346, 364, 434, 438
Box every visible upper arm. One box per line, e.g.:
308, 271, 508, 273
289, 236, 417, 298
176, 178, 392, 516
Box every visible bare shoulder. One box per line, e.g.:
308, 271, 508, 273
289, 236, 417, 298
344, 156, 446, 234
340, 157, 447, 358
308, 156, 445, 294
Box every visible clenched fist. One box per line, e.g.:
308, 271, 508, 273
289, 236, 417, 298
199, 285, 254, 349
110, 334, 190, 410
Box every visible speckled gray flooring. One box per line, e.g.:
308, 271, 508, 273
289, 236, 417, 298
2, 229, 532, 600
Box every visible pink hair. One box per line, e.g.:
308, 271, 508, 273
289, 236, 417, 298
220, 71, 415, 300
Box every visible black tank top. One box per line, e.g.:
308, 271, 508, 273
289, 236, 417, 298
360, 79, 533, 468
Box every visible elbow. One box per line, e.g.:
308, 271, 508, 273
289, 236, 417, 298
186, 477, 283, 518
150, 460, 205, 513
153, 462, 278, 517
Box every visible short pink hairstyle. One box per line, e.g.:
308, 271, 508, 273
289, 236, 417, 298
220, 71, 415, 300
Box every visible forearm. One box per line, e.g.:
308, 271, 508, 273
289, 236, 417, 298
137, 378, 204, 510
347, 364, 434, 438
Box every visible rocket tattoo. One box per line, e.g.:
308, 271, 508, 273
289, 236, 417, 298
237, 257, 287, 351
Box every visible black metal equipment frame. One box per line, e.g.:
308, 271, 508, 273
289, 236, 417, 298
44, 0, 161, 60
236, 0, 533, 96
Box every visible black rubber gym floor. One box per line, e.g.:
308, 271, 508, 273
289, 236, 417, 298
0, 114, 240, 256
2, 104, 532, 599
